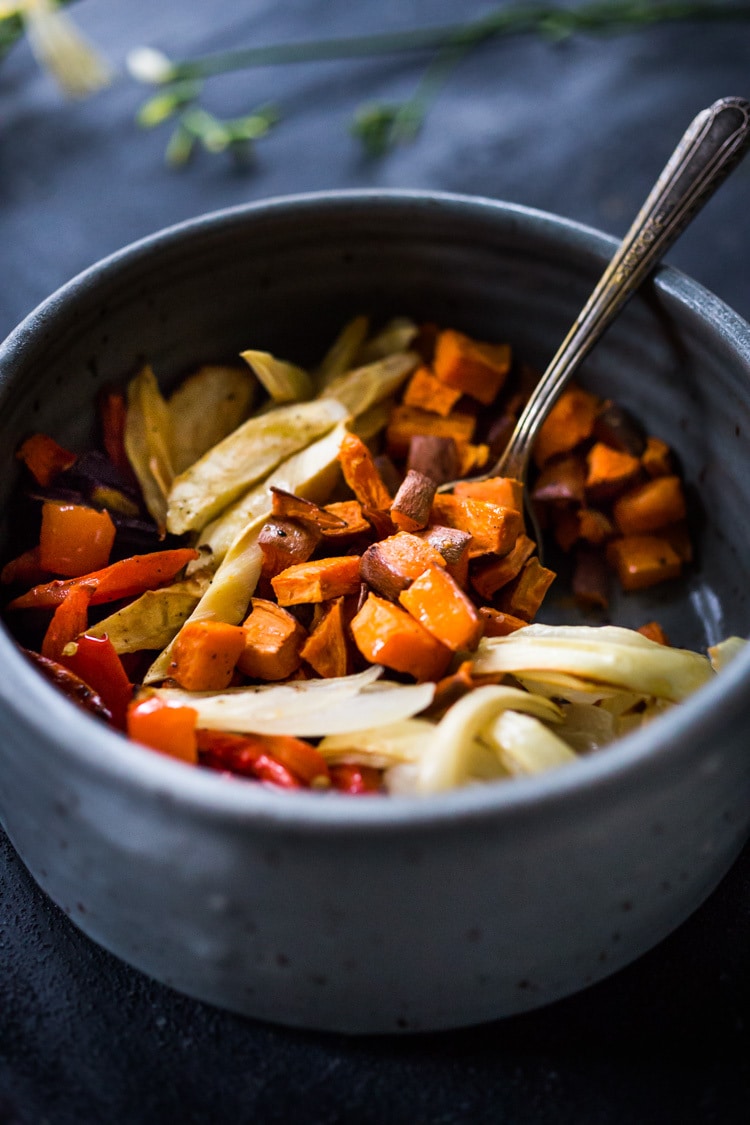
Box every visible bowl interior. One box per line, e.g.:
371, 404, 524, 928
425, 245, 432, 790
2, 191, 750, 656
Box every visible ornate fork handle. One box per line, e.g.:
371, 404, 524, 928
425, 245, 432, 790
494, 96, 750, 482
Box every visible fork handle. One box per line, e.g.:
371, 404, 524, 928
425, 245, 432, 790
495, 96, 750, 481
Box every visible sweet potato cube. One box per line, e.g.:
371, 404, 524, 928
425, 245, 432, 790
259, 517, 322, 580
592, 400, 646, 456
533, 385, 599, 468
406, 434, 461, 485
606, 535, 682, 591
577, 507, 615, 545
300, 597, 351, 678
430, 494, 522, 558
339, 432, 392, 511
585, 442, 642, 502
270, 487, 348, 531
360, 532, 446, 601
168, 620, 247, 691
399, 565, 482, 653
612, 475, 687, 536
455, 442, 490, 477
453, 476, 524, 511
552, 508, 580, 553
478, 607, 528, 637
386, 405, 476, 459
390, 469, 437, 532
402, 365, 463, 417
494, 557, 556, 621
432, 329, 511, 405
637, 620, 670, 645
350, 593, 452, 682
271, 556, 362, 606
470, 534, 536, 600
572, 547, 610, 609
239, 597, 307, 681
531, 455, 587, 506
641, 436, 673, 478
321, 500, 372, 539
416, 525, 471, 586
661, 520, 693, 563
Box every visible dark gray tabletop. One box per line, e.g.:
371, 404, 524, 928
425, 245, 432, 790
1, 2, 749, 1121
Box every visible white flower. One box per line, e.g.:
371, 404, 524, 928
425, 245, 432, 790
16, 0, 112, 98
126, 45, 174, 85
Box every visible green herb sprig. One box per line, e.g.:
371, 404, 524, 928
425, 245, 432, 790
126, 1, 750, 165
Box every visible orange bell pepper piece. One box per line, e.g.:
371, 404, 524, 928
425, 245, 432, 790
39, 502, 117, 577
128, 696, 198, 763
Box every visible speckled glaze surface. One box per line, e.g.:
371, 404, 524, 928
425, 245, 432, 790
0, 192, 749, 1034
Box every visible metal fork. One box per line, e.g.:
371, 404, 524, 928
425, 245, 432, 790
439, 96, 750, 551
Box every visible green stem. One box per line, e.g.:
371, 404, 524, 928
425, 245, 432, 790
166, 1, 750, 81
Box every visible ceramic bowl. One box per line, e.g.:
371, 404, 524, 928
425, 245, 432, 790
1, 191, 749, 1034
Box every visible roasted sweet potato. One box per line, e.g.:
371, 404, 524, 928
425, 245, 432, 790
612, 475, 687, 536
168, 620, 247, 691
606, 535, 683, 590
533, 385, 599, 468
386, 404, 476, 459
300, 596, 351, 678
470, 534, 536, 601
360, 531, 446, 601
390, 469, 437, 532
238, 597, 307, 681
399, 564, 482, 653
402, 365, 463, 417
406, 434, 462, 485
258, 517, 322, 581
350, 592, 452, 682
430, 495, 522, 559
432, 328, 511, 405
338, 432, 392, 511
494, 557, 556, 620
271, 555, 362, 606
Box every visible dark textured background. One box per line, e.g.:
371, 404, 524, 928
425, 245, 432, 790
1, 2, 749, 1121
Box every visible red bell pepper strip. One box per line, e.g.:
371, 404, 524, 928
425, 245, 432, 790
61, 634, 133, 730
16, 433, 77, 487
98, 388, 133, 480
0, 546, 49, 587
197, 730, 307, 789
41, 583, 94, 662
22, 648, 113, 723
5, 547, 199, 611
329, 764, 383, 795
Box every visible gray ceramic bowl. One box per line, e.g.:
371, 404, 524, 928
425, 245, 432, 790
1, 191, 750, 1035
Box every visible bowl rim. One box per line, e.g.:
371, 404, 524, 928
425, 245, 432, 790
2, 186, 750, 833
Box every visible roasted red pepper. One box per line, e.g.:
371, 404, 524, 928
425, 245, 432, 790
127, 695, 198, 763
41, 583, 94, 662
61, 634, 133, 730
5, 547, 199, 611
16, 432, 77, 487
329, 764, 383, 795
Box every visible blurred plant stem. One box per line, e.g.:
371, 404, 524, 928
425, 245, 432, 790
0, 0, 110, 95
127, 0, 750, 164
